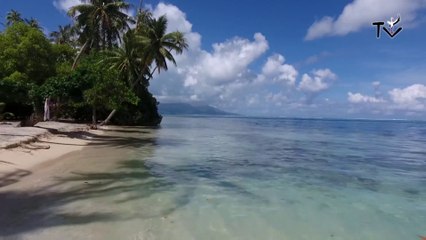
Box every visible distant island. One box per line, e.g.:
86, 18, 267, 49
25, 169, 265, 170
159, 103, 236, 116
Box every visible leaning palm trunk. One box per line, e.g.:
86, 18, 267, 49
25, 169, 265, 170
100, 64, 156, 126
100, 109, 117, 126
99, 77, 142, 126
72, 41, 89, 69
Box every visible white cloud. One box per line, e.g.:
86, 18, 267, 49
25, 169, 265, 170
305, 0, 426, 40
186, 33, 269, 86
53, 0, 82, 12
153, 3, 192, 33
348, 92, 385, 103
389, 84, 426, 110
347, 83, 426, 117
53, 0, 135, 17
152, 3, 201, 51
298, 69, 337, 93
260, 54, 298, 86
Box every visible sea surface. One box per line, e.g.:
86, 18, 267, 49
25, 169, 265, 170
1, 116, 426, 240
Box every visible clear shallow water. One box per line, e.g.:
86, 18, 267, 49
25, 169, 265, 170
126, 117, 426, 240
1, 117, 426, 240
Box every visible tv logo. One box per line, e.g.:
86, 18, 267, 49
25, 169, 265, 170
372, 16, 403, 39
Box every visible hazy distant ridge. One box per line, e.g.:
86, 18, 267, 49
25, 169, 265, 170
159, 103, 235, 115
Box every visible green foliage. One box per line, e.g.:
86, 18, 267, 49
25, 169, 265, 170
0, 22, 55, 84
39, 53, 138, 120
0, 22, 56, 119
52, 43, 76, 64
82, 54, 138, 109
84, 75, 138, 110
0, 72, 33, 105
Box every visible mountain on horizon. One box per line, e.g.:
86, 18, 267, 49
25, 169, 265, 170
159, 103, 236, 116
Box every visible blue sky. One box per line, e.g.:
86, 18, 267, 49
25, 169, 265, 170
1, 0, 426, 119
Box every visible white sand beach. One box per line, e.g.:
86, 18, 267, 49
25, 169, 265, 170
0, 122, 94, 177
0, 123, 163, 240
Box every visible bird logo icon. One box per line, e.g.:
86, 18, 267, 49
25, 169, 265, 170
387, 15, 401, 34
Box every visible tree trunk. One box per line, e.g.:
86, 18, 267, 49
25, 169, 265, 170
92, 106, 97, 129
100, 109, 117, 126
72, 41, 89, 70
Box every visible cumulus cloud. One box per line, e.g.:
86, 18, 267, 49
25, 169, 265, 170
389, 84, 426, 110
298, 69, 337, 93
347, 83, 426, 117
153, 3, 192, 33
348, 92, 385, 103
305, 0, 426, 40
185, 33, 269, 87
260, 54, 298, 86
53, 0, 82, 12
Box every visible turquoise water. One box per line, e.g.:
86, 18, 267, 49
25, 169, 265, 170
126, 117, 426, 240
1, 116, 426, 240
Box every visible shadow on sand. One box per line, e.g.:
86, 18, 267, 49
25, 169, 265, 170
0, 127, 193, 238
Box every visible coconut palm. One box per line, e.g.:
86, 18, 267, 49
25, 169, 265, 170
68, 0, 133, 69
25, 18, 42, 30
50, 24, 75, 45
102, 30, 144, 85
99, 13, 188, 126
99, 29, 148, 125
134, 14, 188, 85
6, 10, 23, 26
68, 0, 132, 50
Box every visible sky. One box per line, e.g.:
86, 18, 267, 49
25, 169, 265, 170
1, 0, 426, 119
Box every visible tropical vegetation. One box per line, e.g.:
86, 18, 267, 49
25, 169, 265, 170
0, 0, 188, 127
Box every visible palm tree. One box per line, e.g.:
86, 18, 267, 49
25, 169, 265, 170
134, 14, 188, 86
99, 29, 146, 125
68, 0, 133, 68
99, 13, 188, 126
6, 10, 23, 26
50, 24, 75, 45
25, 18, 42, 30
103, 30, 146, 84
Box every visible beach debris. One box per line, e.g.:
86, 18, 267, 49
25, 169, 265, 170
21, 143, 51, 150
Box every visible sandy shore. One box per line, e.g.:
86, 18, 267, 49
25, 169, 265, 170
0, 122, 97, 180
0, 123, 162, 240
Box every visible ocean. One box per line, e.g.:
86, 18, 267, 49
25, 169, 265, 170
136, 116, 426, 240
